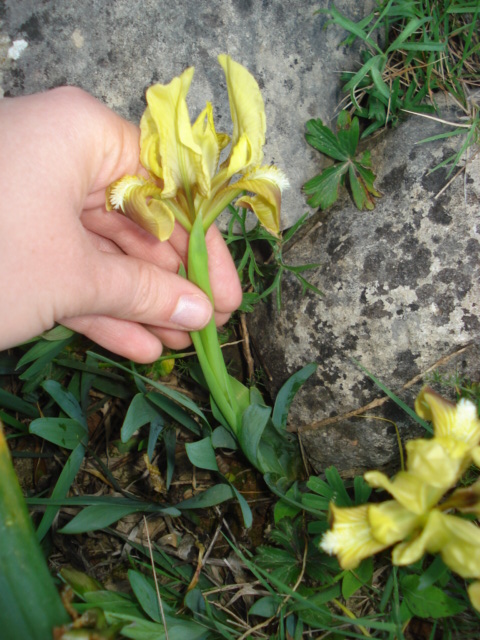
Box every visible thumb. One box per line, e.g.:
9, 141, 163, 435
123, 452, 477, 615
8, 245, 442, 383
66, 249, 214, 331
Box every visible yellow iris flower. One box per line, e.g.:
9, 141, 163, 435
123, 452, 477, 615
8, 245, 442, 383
320, 504, 390, 570
107, 55, 289, 238
320, 387, 480, 612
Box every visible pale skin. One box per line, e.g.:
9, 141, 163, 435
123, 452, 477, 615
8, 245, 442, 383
0, 87, 242, 362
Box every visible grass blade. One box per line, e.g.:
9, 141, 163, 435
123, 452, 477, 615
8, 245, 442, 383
35, 442, 86, 541
351, 358, 432, 433
273, 363, 318, 430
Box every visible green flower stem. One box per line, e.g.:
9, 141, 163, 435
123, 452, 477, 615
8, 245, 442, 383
201, 188, 243, 232
190, 329, 239, 431
164, 197, 193, 232
188, 216, 241, 433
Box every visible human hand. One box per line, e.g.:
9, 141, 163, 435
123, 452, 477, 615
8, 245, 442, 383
0, 87, 242, 362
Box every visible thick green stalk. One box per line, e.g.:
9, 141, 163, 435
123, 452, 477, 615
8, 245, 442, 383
0, 424, 70, 638
189, 329, 239, 431
188, 216, 241, 432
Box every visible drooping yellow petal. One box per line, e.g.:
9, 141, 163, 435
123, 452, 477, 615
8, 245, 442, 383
129, 197, 175, 242
320, 504, 389, 570
415, 388, 480, 447
394, 510, 480, 578
233, 166, 289, 236
237, 193, 280, 236
218, 54, 266, 175
365, 470, 443, 515
367, 500, 422, 546
444, 478, 480, 514
405, 436, 470, 489
472, 447, 480, 468
106, 174, 145, 212
468, 582, 480, 613
200, 165, 289, 232
140, 67, 211, 200
438, 513, 480, 578
106, 175, 175, 241
392, 509, 448, 565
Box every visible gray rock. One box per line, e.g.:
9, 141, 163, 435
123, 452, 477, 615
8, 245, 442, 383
0, 0, 373, 228
247, 106, 480, 476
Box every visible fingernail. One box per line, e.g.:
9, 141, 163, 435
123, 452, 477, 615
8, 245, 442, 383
170, 294, 213, 330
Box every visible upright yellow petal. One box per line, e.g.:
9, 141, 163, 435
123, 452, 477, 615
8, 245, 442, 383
140, 106, 163, 181
218, 54, 266, 175
365, 470, 443, 515
415, 388, 480, 447
225, 133, 254, 179
320, 504, 389, 570
405, 437, 470, 489
472, 446, 480, 468
140, 67, 211, 200
191, 103, 226, 183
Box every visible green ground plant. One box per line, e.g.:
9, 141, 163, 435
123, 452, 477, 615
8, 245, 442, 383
426, 369, 480, 412
3, 332, 480, 638
304, 110, 381, 210
224, 205, 322, 311
306, 0, 480, 210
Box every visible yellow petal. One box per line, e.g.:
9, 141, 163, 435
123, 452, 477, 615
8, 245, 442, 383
444, 478, 480, 514
140, 67, 211, 200
393, 510, 480, 574
320, 504, 389, 570
415, 387, 480, 447
224, 133, 253, 179
233, 166, 290, 236
106, 175, 175, 241
406, 436, 469, 489
468, 581, 480, 613
139, 106, 163, 181
128, 197, 175, 242
392, 509, 447, 565
365, 470, 443, 515
367, 500, 422, 546
472, 447, 480, 468
191, 103, 225, 184
236, 193, 280, 236
106, 174, 146, 212
438, 513, 480, 578
218, 54, 266, 175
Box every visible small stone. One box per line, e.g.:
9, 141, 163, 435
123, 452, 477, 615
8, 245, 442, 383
71, 29, 84, 49
7, 39, 28, 60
